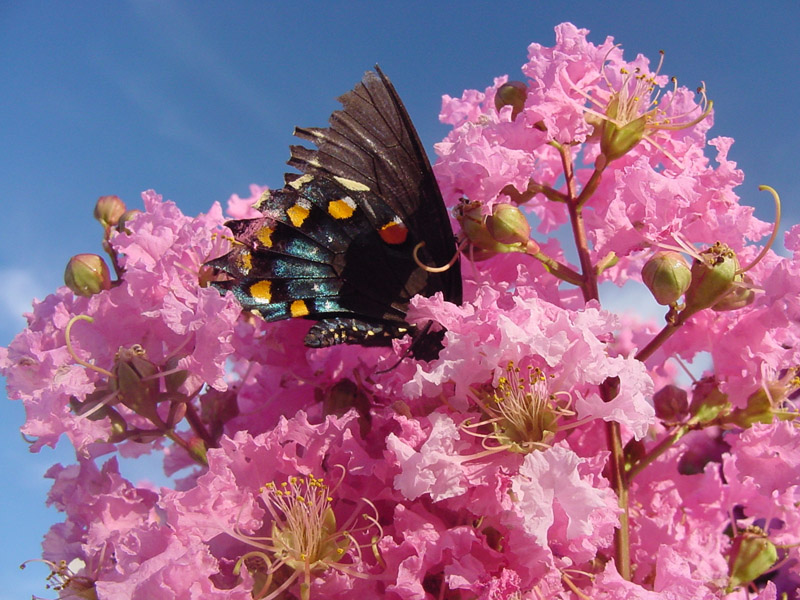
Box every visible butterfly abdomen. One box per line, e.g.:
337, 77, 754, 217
304, 317, 411, 348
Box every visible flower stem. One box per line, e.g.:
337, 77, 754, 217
576, 166, 605, 208
556, 143, 631, 578
606, 419, 631, 579
558, 144, 599, 300
635, 321, 681, 363
530, 250, 584, 287
102, 227, 124, 282
635, 306, 696, 363
628, 424, 690, 480
184, 402, 215, 450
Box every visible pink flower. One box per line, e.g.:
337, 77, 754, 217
1, 192, 242, 454
225, 184, 267, 219
509, 443, 617, 547
593, 548, 718, 599
162, 412, 388, 599
378, 503, 504, 599
628, 445, 730, 586
42, 457, 252, 599
388, 412, 472, 501
395, 285, 655, 438
723, 422, 800, 546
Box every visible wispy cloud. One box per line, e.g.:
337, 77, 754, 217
599, 280, 663, 323
126, 0, 285, 129
0, 267, 49, 335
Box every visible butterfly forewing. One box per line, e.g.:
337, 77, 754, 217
208, 67, 461, 357
289, 68, 461, 303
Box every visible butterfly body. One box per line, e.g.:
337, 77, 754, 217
207, 67, 461, 359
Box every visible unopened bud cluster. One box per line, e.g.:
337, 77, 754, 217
64, 195, 135, 297
642, 242, 754, 317
457, 201, 539, 260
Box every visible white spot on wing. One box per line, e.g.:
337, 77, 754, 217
333, 176, 370, 192
288, 174, 314, 190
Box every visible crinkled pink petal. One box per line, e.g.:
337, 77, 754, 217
511, 443, 616, 546
388, 413, 470, 501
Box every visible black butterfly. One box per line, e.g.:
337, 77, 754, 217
206, 67, 462, 360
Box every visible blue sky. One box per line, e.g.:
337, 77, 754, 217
1, 2, 798, 597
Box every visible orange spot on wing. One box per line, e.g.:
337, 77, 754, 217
256, 226, 274, 248
328, 198, 356, 220
249, 280, 272, 302
379, 221, 408, 245
290, 299, 310, 317
287, 203, 310, 227
237, 250, 253, 272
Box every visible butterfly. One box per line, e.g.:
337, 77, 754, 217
206, 67, 462, 361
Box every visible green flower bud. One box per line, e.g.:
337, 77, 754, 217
712, 274, 755, 312
458, 201, 495, 247
106, 408, 129, 443
727, 389, 774, 428
456, 200, 538, 260
71, 388, 128, 442
187, 436, 208, 465
653, 384, 689, 422
727, 376, 797, 428
162, 356, 189, 393
117, 209, 142, 234
166, 401, 188, 429
64, 254, 112, 297
486, 204, 531, 245
599, 97, 646, 162
726, 528, 777, 593
112, 345, 161, 422
494, 81, 528, 120
683, 242, 740, 316
94, 195, 127, 228
642, 251, 691, 305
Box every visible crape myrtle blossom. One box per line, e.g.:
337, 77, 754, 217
1, 191, 241, 455
40, 457, 253, 599
4, 22, 800, 600
394, 286, 655, 439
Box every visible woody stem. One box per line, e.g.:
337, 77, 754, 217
556, 142, 630, 579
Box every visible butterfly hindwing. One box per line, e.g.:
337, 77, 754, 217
208, 67, 461, 358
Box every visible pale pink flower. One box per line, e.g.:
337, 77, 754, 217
1, 192, 241, 455
388, 413, 472, 501
509, 443, 617, 546
225, 184, 267, 219
395, 285, 655, 438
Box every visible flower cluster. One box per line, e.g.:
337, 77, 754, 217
4, 22, 799, 599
